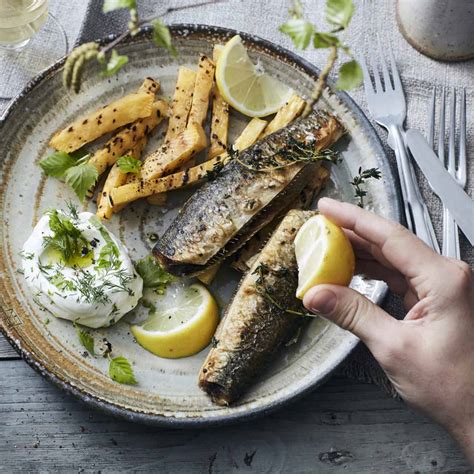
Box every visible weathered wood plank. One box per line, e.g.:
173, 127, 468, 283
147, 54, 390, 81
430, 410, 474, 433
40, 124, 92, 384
0, 360, 469, 472
0, 334, 19, 359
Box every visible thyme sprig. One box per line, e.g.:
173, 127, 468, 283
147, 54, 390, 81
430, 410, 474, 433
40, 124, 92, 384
252, 263, 316, 318
234, 138, 339, 173
64, 0, 225, 92
350, 166, 382, 207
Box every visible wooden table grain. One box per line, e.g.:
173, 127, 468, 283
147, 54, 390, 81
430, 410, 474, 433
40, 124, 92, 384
0, 335, 469, 473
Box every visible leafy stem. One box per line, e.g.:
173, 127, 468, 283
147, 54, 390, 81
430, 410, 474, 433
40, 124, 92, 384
305, 45, 337, 113
280, 0, 363, 111
64, 0, 226, 92
350, 167, 382, 207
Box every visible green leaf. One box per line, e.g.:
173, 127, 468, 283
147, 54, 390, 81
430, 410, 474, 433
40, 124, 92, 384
103, 0, 136, 13
39, 151, 77, 179
116, 155, 141, 174
135, 256, 173, 290
101, 50, 129, 77
313, 32, 340, 48
279, 19, 314, 50
109, 356, 137, 384
336, 60, 363, 90
75, 323, 95, 355
64, 162, 99, 202
326, 0, 355, 30
288, 0, 304, 19
151, 19, 177, 57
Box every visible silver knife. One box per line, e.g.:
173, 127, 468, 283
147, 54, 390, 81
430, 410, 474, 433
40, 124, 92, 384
406, 129, 474, 246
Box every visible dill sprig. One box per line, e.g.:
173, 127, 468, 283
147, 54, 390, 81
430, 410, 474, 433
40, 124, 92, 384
252, 263, 316, 318
350, 167, 382, 207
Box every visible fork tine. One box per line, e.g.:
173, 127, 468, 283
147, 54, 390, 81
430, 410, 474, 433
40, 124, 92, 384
376, 35, 393, 91
359, 54, 374, 96
448, 88, 456, 174
438, 86, 446, 165
368, 45, 383, 93
388, 45, 402, 91
428, 87, 436, 148
458, 87, 467, 186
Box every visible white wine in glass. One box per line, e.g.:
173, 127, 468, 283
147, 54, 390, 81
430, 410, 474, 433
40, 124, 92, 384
0, 0, 48, 50
0, 0, 67, 100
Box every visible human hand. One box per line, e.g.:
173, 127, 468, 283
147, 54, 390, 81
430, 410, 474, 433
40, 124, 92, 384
303, 198, 474, 463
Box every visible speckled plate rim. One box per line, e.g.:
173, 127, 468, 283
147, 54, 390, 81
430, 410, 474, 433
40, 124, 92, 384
0, 24, 401, 428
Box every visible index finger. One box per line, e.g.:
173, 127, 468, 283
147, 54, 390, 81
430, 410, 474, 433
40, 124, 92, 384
318, 197, 442, 278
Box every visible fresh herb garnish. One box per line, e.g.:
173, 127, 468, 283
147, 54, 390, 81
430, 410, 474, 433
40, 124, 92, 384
253, 263, 315, 318
350, 167, 382, 207
64, 161, 99, 202
39, 151, 76, 178
74, 321, 95, 355
109, 356, 137, 385
135, 256, 173, 293
116, 155, 142, 174
205, 160, 225, 181
235, 137, 339, 173
40, 152, 98, 202
43, 209, 89, 263
280, 0, 362, 109
141, 299, 156, 315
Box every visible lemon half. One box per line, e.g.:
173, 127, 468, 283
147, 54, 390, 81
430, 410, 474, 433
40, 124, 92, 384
131, 283, 219, 359
294, 215, 355, 299
216, 35, 294, 117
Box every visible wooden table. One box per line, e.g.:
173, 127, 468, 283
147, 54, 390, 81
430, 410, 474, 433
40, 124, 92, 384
1, 336, 469, 472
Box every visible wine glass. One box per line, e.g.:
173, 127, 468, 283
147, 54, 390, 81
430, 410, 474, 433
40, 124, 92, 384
0, 0, 68, 100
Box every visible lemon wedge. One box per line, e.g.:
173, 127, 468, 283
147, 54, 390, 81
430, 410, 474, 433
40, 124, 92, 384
131, 283, 219, 359
215, 35, 294, 117
294, 215, 355, 299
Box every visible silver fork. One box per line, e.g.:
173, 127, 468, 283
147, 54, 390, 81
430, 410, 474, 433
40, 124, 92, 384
428, 87, 467, 259
359, 41, 440, 252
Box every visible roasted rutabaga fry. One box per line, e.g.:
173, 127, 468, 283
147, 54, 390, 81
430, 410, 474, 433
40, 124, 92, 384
111, 117, 268, 206
260, 94, 306, 138
140, 122, 207, 181
199, 209, 314, 405
49, 82, 156, 153
187, 55, 215, 127
96, 137, 148, 220
164, 67, 197, 142
197, 263, 221, 285
138, 77, 161, 96
89, 99, 168, 176
208, 46, 229, 159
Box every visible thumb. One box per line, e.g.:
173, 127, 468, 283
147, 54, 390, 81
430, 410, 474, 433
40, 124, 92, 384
303, 284, 399, 351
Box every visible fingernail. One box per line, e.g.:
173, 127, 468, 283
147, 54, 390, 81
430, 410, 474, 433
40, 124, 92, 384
306, 288, 337, 314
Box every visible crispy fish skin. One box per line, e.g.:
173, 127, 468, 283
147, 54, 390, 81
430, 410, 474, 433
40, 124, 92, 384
153, 111, 343, 276
199, 209, 315, 406
231, 164, 331, 273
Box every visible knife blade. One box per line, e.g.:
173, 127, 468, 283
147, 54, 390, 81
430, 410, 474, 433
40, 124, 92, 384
406, 129, 474, 246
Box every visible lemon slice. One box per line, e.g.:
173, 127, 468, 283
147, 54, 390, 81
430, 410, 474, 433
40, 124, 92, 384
131, 283, 219, 359
294, 215, 355, 299
216, 35, 294, 117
